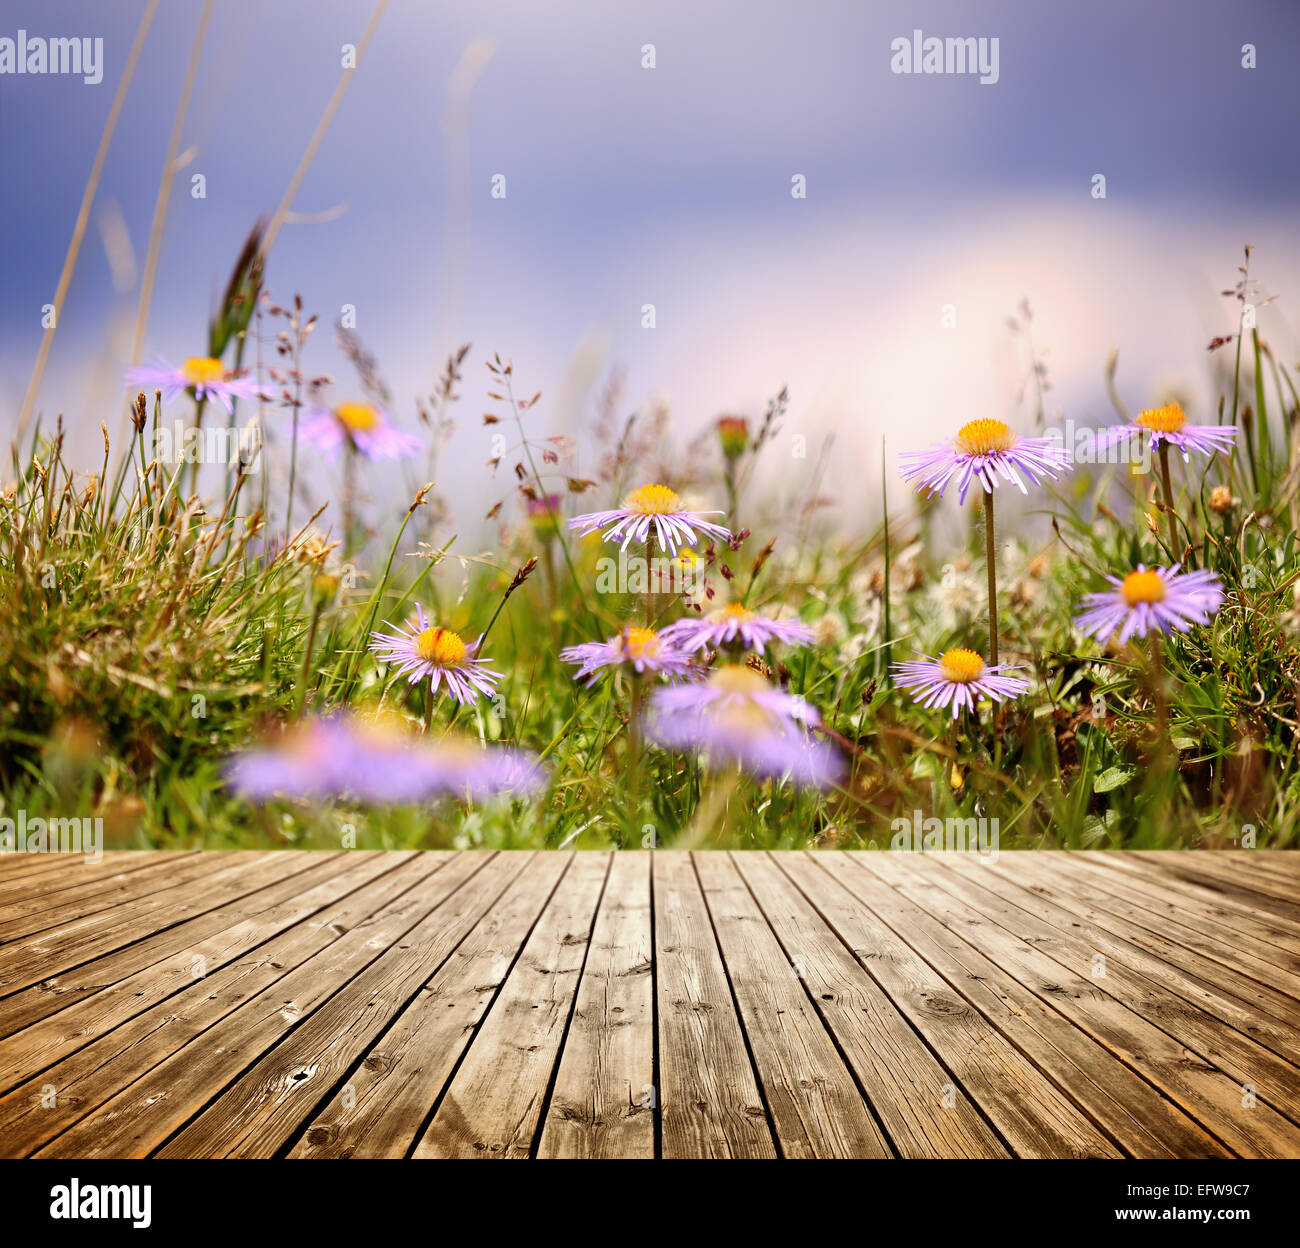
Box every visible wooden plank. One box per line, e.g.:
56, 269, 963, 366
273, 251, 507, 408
936, 855, 1300, 1086
878, 854, 1300, 1157
413, 853, 611, 1159
0, 853, 249, 935
692, 851, 891, 1158
1082, 851, 1300, 953
784, 853, 1121, 1158
1134, 853, 1300, 928
1207, 853, 1300, 888
0, 852, 196, 908
1024, 854, 1300, 1018
0, 853, 226, 944
1, 848, 1295, 1160
732, 852, 1008, 1158
37, 853, 493, 1158
0, 852, 421, 1157
0, 854, 399, 1092
652, 851, 776, 1159
291, 853, 573, 1159
799, 853, 1227, 1158
0, 852, 280, 993
0, 853, 353, 1044
160, 852, 539, 1159
1070, 852, 1300, 978
536, 852, 655, 1159
1144, 851, 1299, 902
0, 854, 91, 884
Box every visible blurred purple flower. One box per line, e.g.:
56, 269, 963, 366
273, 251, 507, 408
646, 665, 841, 786
300, 400, 421, 462
126, 356, 265, 415
659, 603, 813, 655
561, 625, 698, 686
226, 714, 545, 804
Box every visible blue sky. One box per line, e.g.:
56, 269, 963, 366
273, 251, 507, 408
3, 0, 1298, 532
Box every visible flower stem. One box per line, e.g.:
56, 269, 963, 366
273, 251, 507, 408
135, 426, 153, 520
285, 406, 300, 545
645, 532, 658, 625
187, 394, 208, 496
1158, 441, 1180, 558
983, 490, 998, 665
1149, 630, 1169, 744
342, 444, 357, 557
628, 673, 645, 815
297, 602, 323, 717
343, 500, 422, 702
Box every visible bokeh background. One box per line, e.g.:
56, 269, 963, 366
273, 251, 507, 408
3, 0, 1298, 535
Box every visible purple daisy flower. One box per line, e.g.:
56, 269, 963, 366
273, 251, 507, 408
1097, 403, 1236, 463
422, 739, 550, 800
227, 715, 437, 804
891, 649, 1030, 718
646, 665, 841, 786
900, 418, 1071, 504
226, 715, 546, 805
568, 482, 731, 556
368, 606, 501, 705
1073, 564, 1224, 644
560, 625, 698, 687
659, 603, 814, 655
300, 400, 422, 462
126, 356, 265, 416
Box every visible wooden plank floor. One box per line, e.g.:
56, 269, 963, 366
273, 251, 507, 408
0, 849, 1296, 1159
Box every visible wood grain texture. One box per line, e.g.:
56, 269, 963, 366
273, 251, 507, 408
413, 852, 609, 1159
0, 849, 1295, 1159
292, 852, 571, 1158
653, 851, 776, 1158
693, 851, 891, 1158
536, 852, 655, 1159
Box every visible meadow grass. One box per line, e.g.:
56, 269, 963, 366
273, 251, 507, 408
3, 258, 1299, 850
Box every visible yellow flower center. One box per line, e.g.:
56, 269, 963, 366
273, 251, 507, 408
181, 356, 225, 385
622, 483, 681, 515
954, 419, 1016, 456
707, 665, 769, 695
312, 572, 340, 601
1121, 569, 1166, 606
1136, 403, 1187, 434
938, 649, 986, 683
621, 626, 661, 659
415, 626, 468, 666
336, 401, 381, 432
704, 665, 779, 736
709, 603, 754, 623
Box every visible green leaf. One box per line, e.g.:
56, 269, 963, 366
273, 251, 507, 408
1094, 765, 1136, 794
